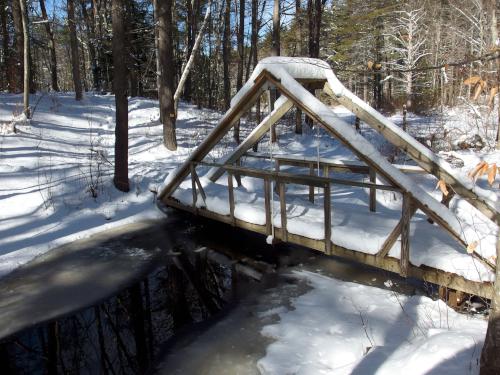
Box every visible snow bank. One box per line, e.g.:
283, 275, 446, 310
258, 271, 487, 375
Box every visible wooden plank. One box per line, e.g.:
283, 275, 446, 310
228, 172, 235, 225
209, 97, 293, 182
262, 72, 467, 249
192, 167, 206, 202
400, 194, 412, 277
324, 82, 497, 223
324, 183, 332, 255
309, 162, 315, 203
264, 178, 272, 236
161, 199, 493, 299
159, 70, 269, 200
369, 168, 376, 212
377, 203, 418, 258
245, 152, 426, 174
190, 164, 197, 210
279, 182, 288, 242
196, 161, 330, 188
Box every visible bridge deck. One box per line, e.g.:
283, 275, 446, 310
163, 171, 494, 299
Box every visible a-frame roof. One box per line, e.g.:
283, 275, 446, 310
159, 57, 499, 248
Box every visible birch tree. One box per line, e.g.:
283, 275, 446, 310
387, 6, 429, 109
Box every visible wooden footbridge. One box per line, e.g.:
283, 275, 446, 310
159, 57, 498, 299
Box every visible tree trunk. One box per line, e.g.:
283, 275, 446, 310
68, 0, 82, 100
0, 0, 10, 91
272, 0, 280, 56
233, 0, 245, 143
222, 0, 231, 110
19, 0, 30, 117
157, 0, 177, 150
480, 228, 500, 374
39, 0, 59, 92
174, 2, 211, 109
295, 0, 302, 56
79, 0, 98, 91
12, 0, 23, 93
112, 0, 130, 192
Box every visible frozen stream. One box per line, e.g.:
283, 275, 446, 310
0, 210, 485, 374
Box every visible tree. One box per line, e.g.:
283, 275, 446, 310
68, 0, 82, 100
157, 0, 177, 150
387, 6, 429, 110
12, 0, 24, 93
19, 0, 30, 117
112, 0, 130, 192
222, 0, 231, 110
39, 0, 59, 92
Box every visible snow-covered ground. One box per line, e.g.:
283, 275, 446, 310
258, 270, 487, 375
0, 92, 220, 277
1, 91, 498, 282
0, 90, 496, 374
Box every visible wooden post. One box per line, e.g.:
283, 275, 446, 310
295, 108, 302, 134
264, 178, 272, 235
400, 193, 412, 277
324, 182, 332, 255
228, 172, 235, 225
323, 165, 329, 178
309, 162, 315, 203
235, 159, 242, 187
190, 163, 197, 210
369, 168, 376, 212
279, 181, 287, 241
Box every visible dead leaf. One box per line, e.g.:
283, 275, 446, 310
468, 161, 488, 181
436, 180, 449, 196
488, 163, 497, 186
466, 241, 478, 254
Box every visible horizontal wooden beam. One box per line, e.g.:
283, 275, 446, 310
324, 82, 498, 223
161, 199, 493, 299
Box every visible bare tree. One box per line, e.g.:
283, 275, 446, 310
387, 7, 429, 110
67, 0, 83, 100
112, 0, 130, 192
19, 0, 30, 117
222, 0, 231, 110
39, 0, 59, 92
157, 0, 177, 150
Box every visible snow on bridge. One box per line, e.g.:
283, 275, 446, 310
159, 57, 498, 298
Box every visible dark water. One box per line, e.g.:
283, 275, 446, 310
0, 243, 239, 374
0, 211, 432, 375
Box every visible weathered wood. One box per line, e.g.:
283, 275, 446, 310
369, 168, 376, 212
377, 203, 417, 258
209, 97, 293, 182
323, 165, 329, 178
228, 172, 235, 225
324, 82, 498, 223
309, 162, 315, 202
196, 161, 330, 188
159, 70, 269, 200
400, 193, 412, 277
264, 178, 272, 235
263, 72, 466, 249
192, 166, 206, 202
279, 182, 287, 242
246, 152, 427, 175
190, 163, 197, 210
161, 199, 493, 299
324, 183, 332, 255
